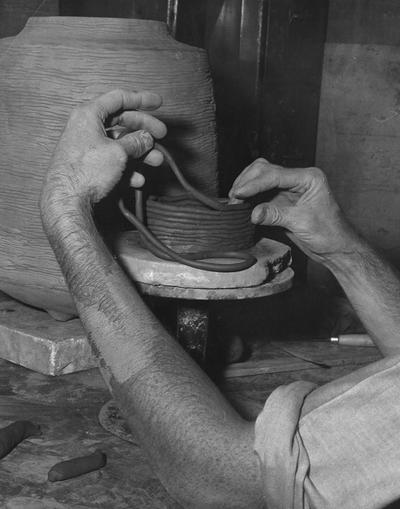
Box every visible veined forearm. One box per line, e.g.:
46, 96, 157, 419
41, 192, 261, 508
41, 192, 164, 379
324, 236, 400, 356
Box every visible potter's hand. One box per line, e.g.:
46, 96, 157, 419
229, 158, 358, 263
44, 89, 167, 203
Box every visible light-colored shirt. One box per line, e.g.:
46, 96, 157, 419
254, 355, 400, 508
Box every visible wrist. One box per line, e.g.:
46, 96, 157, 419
322, 230, 371, 276
40, 181, 92, 232
296, 209, 364, 265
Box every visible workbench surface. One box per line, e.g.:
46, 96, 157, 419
0, 346, 379, 508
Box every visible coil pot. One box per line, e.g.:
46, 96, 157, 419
0, 17, 218, 315
145, 195, 256, 256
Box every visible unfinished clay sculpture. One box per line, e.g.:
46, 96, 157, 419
0, 17, 218, 316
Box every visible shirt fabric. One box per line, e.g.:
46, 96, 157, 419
254, 355, 400, 509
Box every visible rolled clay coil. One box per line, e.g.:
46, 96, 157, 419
48, 449, 107, 482
0, 420, 42, 459
118, 144, 257, 272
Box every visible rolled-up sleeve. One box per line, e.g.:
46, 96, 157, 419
254, 355, 400, 509
254, 381, 317, 509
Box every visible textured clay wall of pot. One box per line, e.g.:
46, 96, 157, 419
0, 17, 218, 316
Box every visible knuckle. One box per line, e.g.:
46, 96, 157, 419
108, 88, 134, 107
255, 204, 283, 226
255, 158, 274, 172
133, 131, 153, 154
91, 101, 108, 121
110, 88, 125, 101
268, 206, 283, 226
251, 160, 270, 178
308, 167, 326, 182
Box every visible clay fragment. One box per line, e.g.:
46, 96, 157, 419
0, 420, 42, 459
48, 449, 107, 482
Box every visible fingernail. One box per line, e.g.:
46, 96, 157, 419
142, 92, 163, 108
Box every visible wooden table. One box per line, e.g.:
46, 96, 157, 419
0, 340, 381, 508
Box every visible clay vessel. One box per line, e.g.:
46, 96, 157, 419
146, 195, 255, 255
0, 17, 218, 316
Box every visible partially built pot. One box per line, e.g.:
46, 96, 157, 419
0, 17, 218, 317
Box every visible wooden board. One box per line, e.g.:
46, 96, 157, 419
224, 341, 381, 378
0, 296, 95, 376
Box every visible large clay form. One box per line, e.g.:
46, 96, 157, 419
0, 17, 218, 316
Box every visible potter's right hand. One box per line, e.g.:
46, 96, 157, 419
44, 89, 167, 205
229, 159, 359, 263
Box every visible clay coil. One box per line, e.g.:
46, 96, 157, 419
146, 195, 255, 255
119, 198, 257, 272
119, 143, 257, 272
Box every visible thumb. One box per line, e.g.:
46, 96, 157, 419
251, 203, 289, 228
116, 129, 154, 159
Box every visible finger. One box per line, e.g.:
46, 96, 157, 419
232, 158, 273, 186
110, 111, 167, 139
230, 159, 276, 199
251, 203, 290, 228
233, 167, 311, 199
231, 172, 278, 199
116, 130, 154, 159
130, 172, 145, 188
229, 160, 264, 197
143, 149, 164, 167
106, 126, 126, 140
227, 196, 244, 205
94, 90, 163, 120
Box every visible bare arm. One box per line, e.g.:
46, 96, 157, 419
41, 90, 263, 509
323, 235, 400, 356
230, 160, 400, 356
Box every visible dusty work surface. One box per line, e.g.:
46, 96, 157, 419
0, 343, 381, 508
0, 361, 180, 509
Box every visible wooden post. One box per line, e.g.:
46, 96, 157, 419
176, 300, 210, 365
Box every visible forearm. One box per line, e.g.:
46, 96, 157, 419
41, 189, 262, 508
230, 158, 400, 355
323, 230, 400, 356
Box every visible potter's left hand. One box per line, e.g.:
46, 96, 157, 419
228, 158, 357, 264
43, 89, 167, 204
